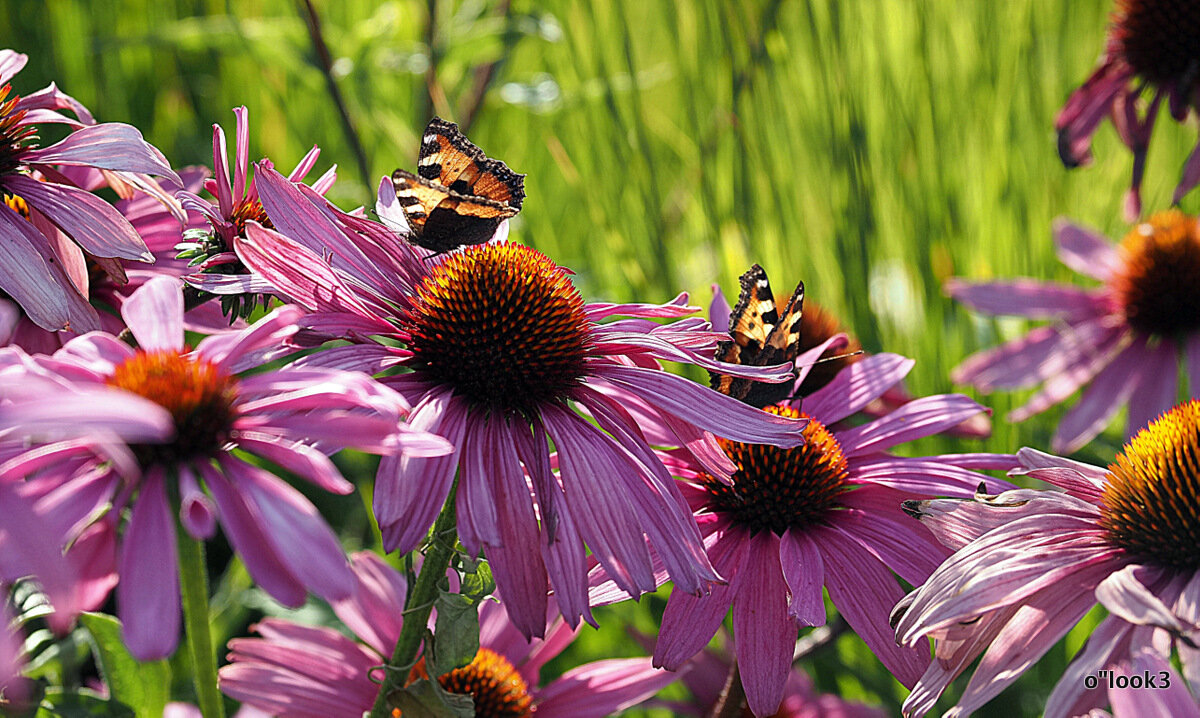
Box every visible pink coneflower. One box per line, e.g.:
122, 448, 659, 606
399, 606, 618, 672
949, 211, 1200, 453
219, 551, 677, 718
233, 165, 807, 638
176, 106, 334, 320
0, 49, 181, 331
893, 400, 1200, 717
1056, 0, 1200, 218
0, 276, 450, 660
709, 284, 990, 438
591, 346, 1014, 716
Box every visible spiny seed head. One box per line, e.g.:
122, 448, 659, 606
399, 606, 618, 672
796, 300, 862, 395
406, 648, 533, 718
403, 243, 592, 416
702, 405, 849, 535
1110, 210, 1200, 337
106, 350, 239, 466
1112, 0, 1200, 87
0, 84, 36, 176
1101, 399, 1200, 569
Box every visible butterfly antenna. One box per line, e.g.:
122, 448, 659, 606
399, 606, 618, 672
796, 349, 864, 369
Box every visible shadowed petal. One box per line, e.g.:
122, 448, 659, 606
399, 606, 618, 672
0, 205, 71, 329
535, 658, 676, 718
117, 470, 180, 660
1053, 344, 1146, 453
1125, 340, 1180, 436
779, 529, 825, 625
803, 353, 913, 425
23, 123, 181, 184
330, 552, 406, 657
4, 175, 151, 261
732, 531, 796, 717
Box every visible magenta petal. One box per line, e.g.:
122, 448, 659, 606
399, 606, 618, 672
779, 529, 825, 625
1125, 340, 1179, 437
534, 658, 676, 718
331, 551, 406, 657
946, 278, 1105, 319
178, 466, 217, 540
238, 223, 377, 316
117, 470, 181, 660
954, 318, 1121, 392
836, 394, 987, 456
201, 465, 306, 607
1053, 344, 1145, 453
22, 123, 181, 184
1053, 218, 1121, 281
4, 176, 151, 261
0, 205, 71, 329
234, 431, 353, 495
732, 531, 796, 717
709, 285, 732, 333
122, 276, 185, 352
804, 353, 913, 425
223, 457, 353, 602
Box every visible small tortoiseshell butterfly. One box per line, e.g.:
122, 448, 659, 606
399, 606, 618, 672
709, 264, 805, 408
392, 117, 526, 254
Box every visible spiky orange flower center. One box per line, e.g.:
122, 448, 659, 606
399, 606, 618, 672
402, 648, 533, 718
229, 196, 273, 237
1109, 210, 1200, 337
403, 243, 592, 415
796, 301, 862, 395
106, 350, 239, 466
1101, 399, 1200, 569
2, 192, 29, 220
0, 84, 35, 176
702, 406, 849, 535
1113, 0, 1200, 86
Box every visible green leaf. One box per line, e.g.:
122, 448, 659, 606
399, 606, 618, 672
387, 678, 474, 718
36, 689, 136, 718
458, 561, 495, 602
430, 591, 480, 677
78, 613, 170, 718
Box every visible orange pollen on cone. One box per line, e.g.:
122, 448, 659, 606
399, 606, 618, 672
1101, 399, 1200, 569
405, 648, 534, 718
702, 405, 850, 536
230, 197, 273, 236
403, 243, 592, 416
0, 84, 36, 175
1109, 209, 1200, 337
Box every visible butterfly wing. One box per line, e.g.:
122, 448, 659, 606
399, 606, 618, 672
418, 117, 526, 209
392, 169, 519, 253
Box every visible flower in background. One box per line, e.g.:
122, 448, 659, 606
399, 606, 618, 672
894, 401, 1200, 717
177, 106, 334, 321
709, 283, 990, 437
1056, 0, 1200, 218
592, 345, 1014, 716
949, 211, 1200, 453
0, 600, 31, 711
0, 49, 181, 332
671, 639, 887, 718
219, 551, 676, 718
234, 165, 808, 638
0, 276, 451, 660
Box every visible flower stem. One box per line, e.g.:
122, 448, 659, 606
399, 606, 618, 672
178, 530, 225, 718
368, 478, 460, 718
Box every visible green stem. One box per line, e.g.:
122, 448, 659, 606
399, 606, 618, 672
368, 479, 460, 717
178, 530, 225, 718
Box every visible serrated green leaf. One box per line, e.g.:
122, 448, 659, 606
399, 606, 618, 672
36, 689, 136, 718
78, 613, 170, 718
387, 678, 474, 718
430, 591, 479, 676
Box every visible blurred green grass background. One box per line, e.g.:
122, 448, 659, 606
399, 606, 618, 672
2, 0, 1193, 715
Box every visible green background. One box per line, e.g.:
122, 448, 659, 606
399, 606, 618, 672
2, 0, 1190, 715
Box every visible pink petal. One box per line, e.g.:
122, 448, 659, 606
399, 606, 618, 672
1125, 340, 1179, 437
330, 551, 407, 657
848, 454, 1014, 498
4, 175, 151, 261
1053, 218, 1121, 281
178, 466, 217, 540
947, 278, 1106, 318
22, 123, 181, 184
835, 486, 952, 585
232, 107, 250, 203
122, 276, 184, 352
954, 318, 1122, 392
836, 394, 988, 456
535, 658, 677, 718
803, 353, 913, 425
732, 531, 796, 717
0, 50, 28, 84
117, 470, 181, 660
234, 432, 353, 495
1053, 343, 1146, 453
1096, 566, 1193, 634
779, 529, 825, 625
237, 223, 377, 316
709, 285, 732, 333
209, 122, 233, 218
0, 205, 71, 329
1110, 650, 1200, 718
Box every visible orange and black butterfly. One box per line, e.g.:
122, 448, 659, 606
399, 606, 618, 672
709, 264, 805, 408
392, 117, 526, 254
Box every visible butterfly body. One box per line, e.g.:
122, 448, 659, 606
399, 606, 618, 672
710, 264, 805, 408
392, 117, 526, 254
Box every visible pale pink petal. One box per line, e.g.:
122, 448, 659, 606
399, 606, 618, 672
836, 394, 988, 456
1053, 344, 1147, 453
847, 455, 1013, 498
1110, 650, 1200, 718
535, 658, 676, 718
121, 276, 184, 352
56, 332, 134, 375
22, 123, 181, 184
1096, 566, 1195, 634
955, 318, 1122, 392
117, 469, 180, 660
709, 285, 732, 333
232, 107, 249, 203
947, 278, 1106, 318
0, 50, 28, 84
3, 175, 152, 261
234, 431, 353, 494
779, 529, 825, 625
330, 551, 406, 657
0, 205, 71, 330
1053, 218, 1121, 281
803, 353, 913, 425
732, 531, 796, 716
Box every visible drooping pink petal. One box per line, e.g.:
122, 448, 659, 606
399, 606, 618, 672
953, 318, 1121, 392
121, 276, 184, 352
1125, 340, 1180, 436
22, 123, 181, 184
534, 657, 676, 718
1110, 650, 1200, 718
946, 278, 1106, 319
0, 205, 71, 330
1055, 60, 1133, 167
732, 531, 796, 717
330, 551, 406, 657
178, 466, 216, 540
1011, 447, 1108, 500
1053, 343, 1147, 453
0, 49, 28, 85
1053, 218, 1121, 281
779, 529, 825, 625
117, 469, 180, 660
234, 431, 353, 494
1096, 566, 1196, 634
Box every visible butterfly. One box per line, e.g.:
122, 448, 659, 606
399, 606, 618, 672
391, 117, 526, 254
709, 264, 805, 408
